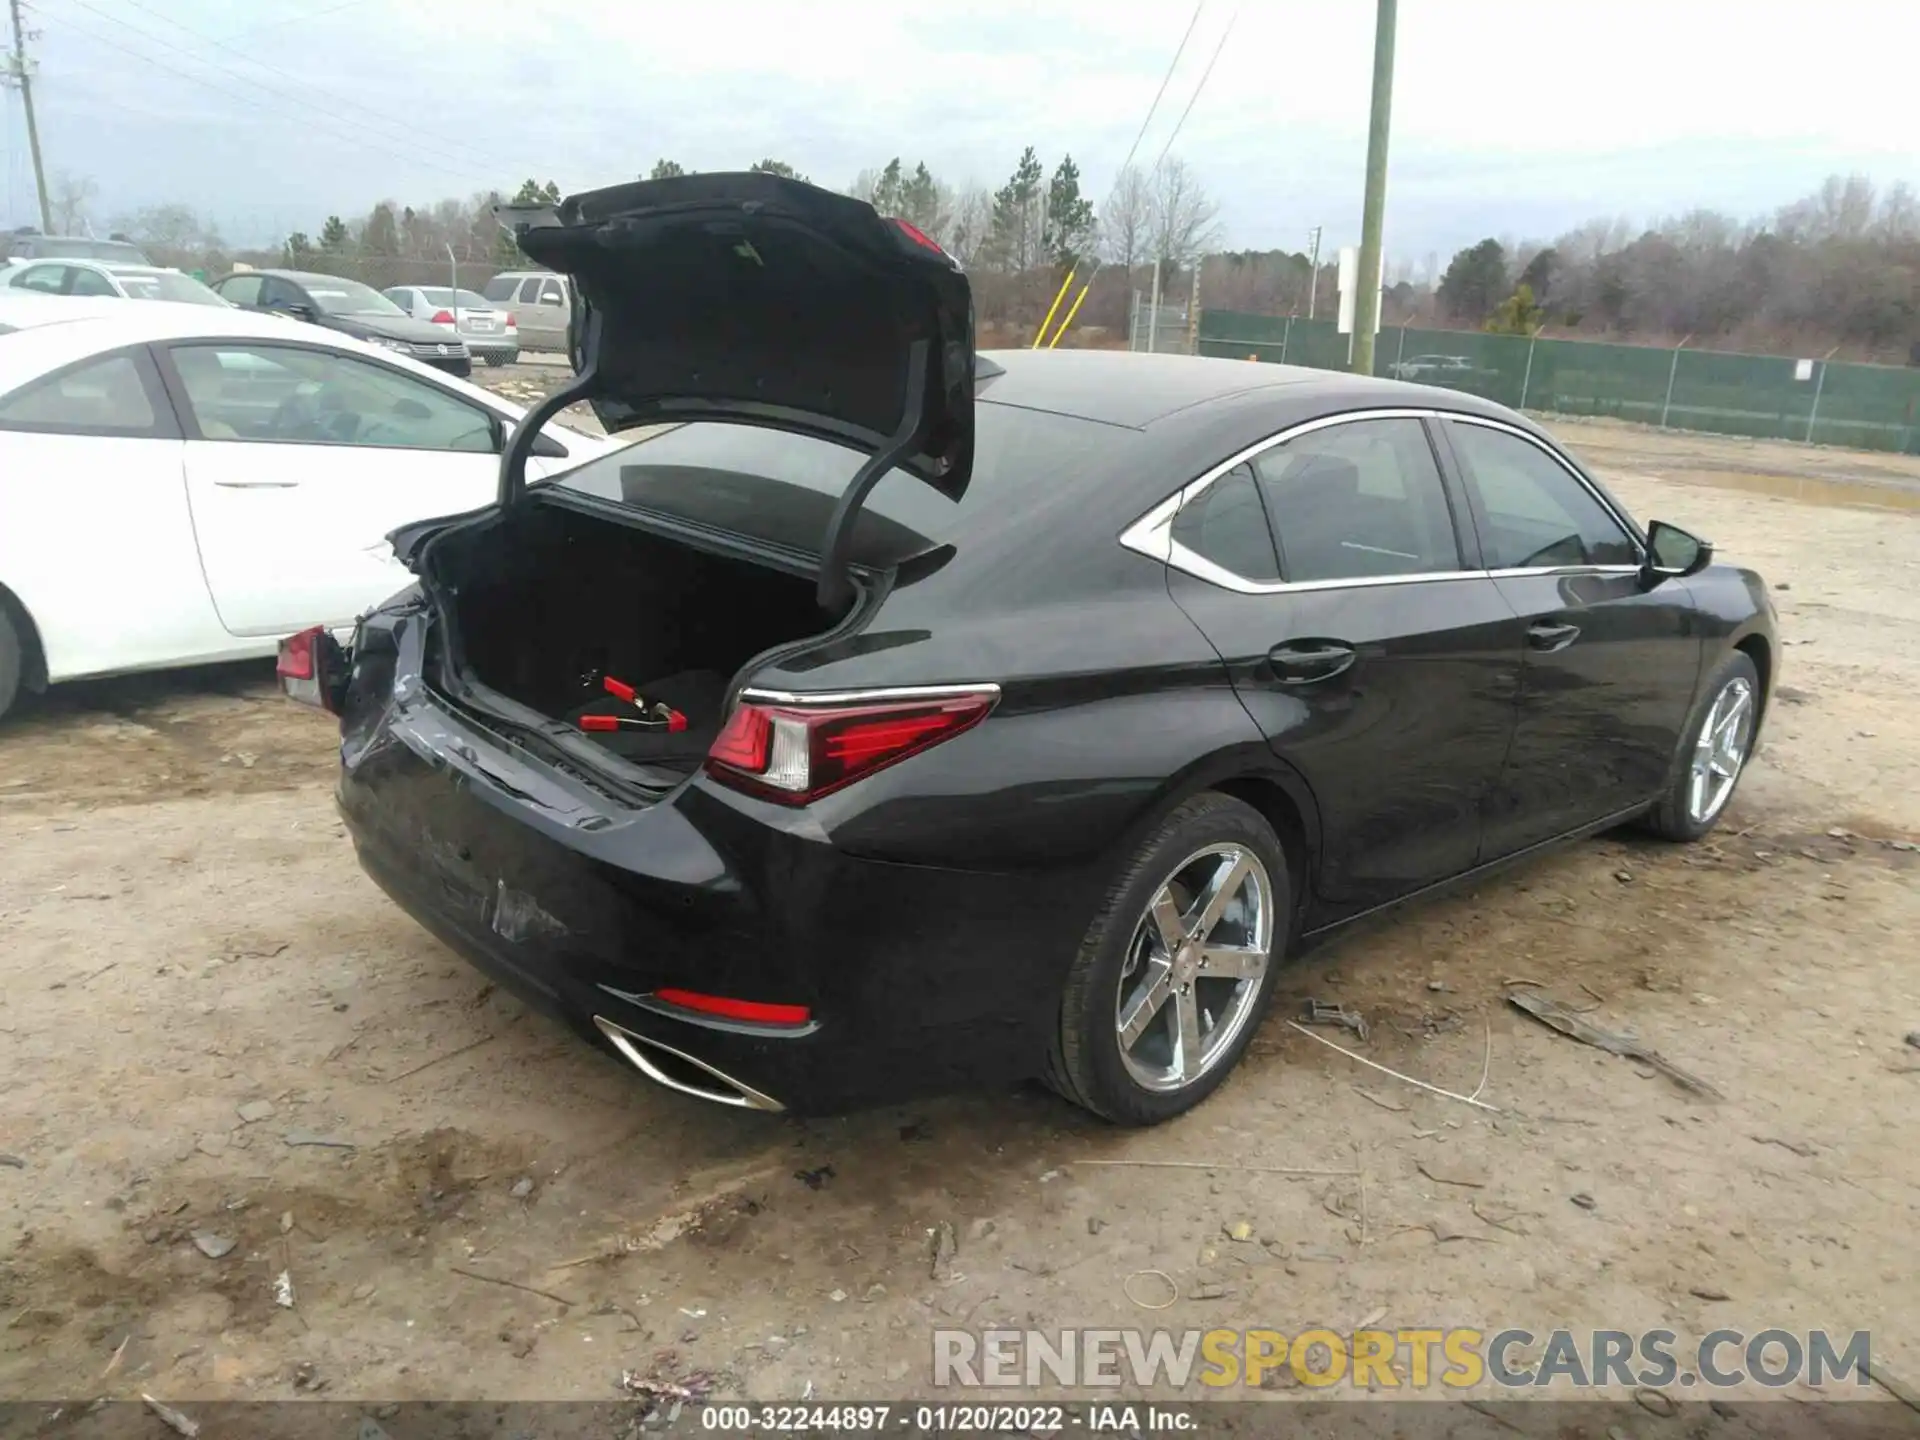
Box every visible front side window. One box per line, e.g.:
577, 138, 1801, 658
537, 280, 565, 305
216, 274, 263, 306
1252, 417, 1462, 582
169, 343, 497, 451
517, 278, 544, 304
0, 353, 161, 434
1446, 420, 1638, 569
1169, 463, 1280, 581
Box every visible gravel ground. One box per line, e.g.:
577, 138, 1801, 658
1, 406, 1916, 1414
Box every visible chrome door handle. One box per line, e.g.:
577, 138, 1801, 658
1268, 640, 1357, 684
1527, 621, 1581, 652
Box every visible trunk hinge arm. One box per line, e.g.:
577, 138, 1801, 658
495, 308, 603, 509
815, 338, 929, 613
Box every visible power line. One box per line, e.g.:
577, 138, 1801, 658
1113, 0, 1203, 182
1150, 9, 1238, 176
102, 0, 550, 179
42, 0, 511, 186
215, 0, 377, 44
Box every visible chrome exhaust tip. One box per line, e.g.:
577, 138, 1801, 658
592, 1016, 785, 1113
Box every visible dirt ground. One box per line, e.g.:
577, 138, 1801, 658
3, 407, 1918, 1415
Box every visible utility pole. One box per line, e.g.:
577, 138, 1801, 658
1305, 226, 1323, 320
1350, 0, 1396, 376
4, 0, 53, 233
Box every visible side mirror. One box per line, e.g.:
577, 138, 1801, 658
1643, 520, 1713, 587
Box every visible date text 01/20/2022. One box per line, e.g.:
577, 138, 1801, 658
698, 1405, 1192, 1432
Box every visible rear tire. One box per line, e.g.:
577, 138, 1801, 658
1644, 651, 1761, 841
1045, 792, 1288, 1125
0, 607, 22, 723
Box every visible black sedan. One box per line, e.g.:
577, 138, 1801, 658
284, 174, 1776, 1125
211, 268, 472, 377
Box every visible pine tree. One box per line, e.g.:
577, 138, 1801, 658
1045, 155, 1095, 267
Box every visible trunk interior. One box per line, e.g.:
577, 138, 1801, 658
427, 497, 842, 772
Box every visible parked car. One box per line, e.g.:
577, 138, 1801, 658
210, 269, 472, 377
481, 269, 571, 353
0, 301, 614, 721
382, 285, 519, 366
295, 173, 1776, 1126
4, 257, 230, 306
1390, 354, 1484, 383
2, 232, 152, 264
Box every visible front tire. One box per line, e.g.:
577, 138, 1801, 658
1645, 651, 1761, 841
1045, 792, 1289, 1125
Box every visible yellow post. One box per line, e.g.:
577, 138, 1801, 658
1032, 269, 1075, 349
1048, 281, 1093, 348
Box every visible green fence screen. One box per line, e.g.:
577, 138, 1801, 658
1195, 310, 1920, 455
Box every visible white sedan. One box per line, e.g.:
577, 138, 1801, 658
0, 298, 614, 719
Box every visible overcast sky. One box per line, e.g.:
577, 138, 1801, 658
6, 0, 1918, 262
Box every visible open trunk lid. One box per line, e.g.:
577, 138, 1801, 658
493, 173, 977, 606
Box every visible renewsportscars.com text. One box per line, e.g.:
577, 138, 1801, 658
932, 1327, 1873, 1391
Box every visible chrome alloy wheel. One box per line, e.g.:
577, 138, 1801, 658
1114, 843, 1274, 1092
1688, 675, 1756, 825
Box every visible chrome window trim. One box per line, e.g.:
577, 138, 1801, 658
1441, 412, 1648, 565
740, 683, 1003, 708
1118, 406, 1648, 596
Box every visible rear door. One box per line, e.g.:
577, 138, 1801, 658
0, 346, 228, 679
1438, 415, 1702, 854
161, 339, 511, 636
1161, 412, 1526, 924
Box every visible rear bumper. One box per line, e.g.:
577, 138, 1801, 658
335, 692, 1092, 1115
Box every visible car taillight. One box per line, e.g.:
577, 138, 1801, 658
277, 625, 344, 713
704, 690, 995, 804
887, 217, 945, 255
430, 309, 455, 325
505, 312, 518, 329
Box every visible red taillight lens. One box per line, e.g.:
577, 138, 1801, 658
276, 627, 316, 681
704, 691, 994, 804
889, 217, 945, 255
430, 309, 455, 325
652, 988, 811, 1027
505, 312, 518, 328
277, 625, 341, 712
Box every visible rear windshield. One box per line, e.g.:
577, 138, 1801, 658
555, 405, 1126, 560
482, 277, 518, 302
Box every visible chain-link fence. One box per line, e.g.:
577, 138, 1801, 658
1129, 293, 1196, 355
1197, 311, 1920, 455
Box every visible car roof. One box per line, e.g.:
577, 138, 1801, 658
974, 348, 1513, 432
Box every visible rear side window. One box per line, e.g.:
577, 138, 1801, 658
12, 264, 66, 295
517, 278, 544, 303
0, 353, 163, 435
69, 268, 117, 297
1168, 463, 1280, 581
1252, 417, 1461, 581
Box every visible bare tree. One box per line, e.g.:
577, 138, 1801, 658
48, 172, 99, 235
1147, 158, 1221, 270
1101, 163, 1153, 275
944, 184, 992, 268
